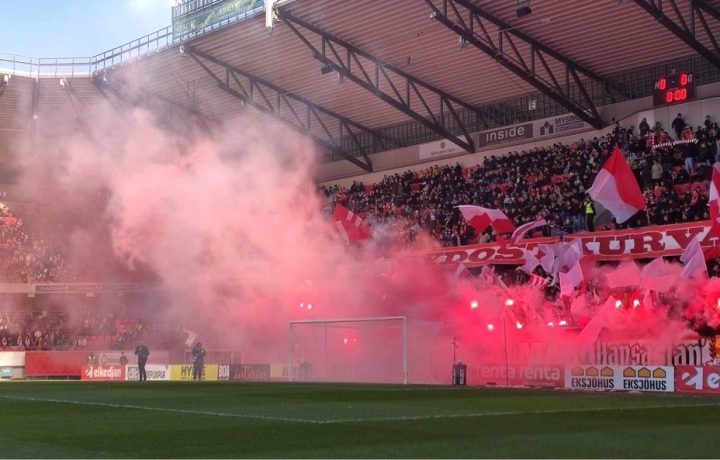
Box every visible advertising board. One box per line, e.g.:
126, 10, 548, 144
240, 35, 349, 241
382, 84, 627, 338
675, 366, 720, 394
24, 351, 88, 377
126, 364, 169, 381
419, 137, 469, 160
473, 364, 564, 388
228, 364, 271, 381
169, 364, 219, 381
81, 365, 125, 381
565, 365, 673, 392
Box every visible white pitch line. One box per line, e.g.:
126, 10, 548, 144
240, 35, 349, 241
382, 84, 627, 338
324, 402, 720, 424
0, 395, 319, 424
1, 394, 718, 425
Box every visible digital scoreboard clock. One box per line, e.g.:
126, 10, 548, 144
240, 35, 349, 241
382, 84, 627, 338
653, 72, 696, 107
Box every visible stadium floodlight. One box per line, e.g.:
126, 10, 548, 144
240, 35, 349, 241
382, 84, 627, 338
517, 0, 532, 17
289, 316, 408, 384
458, 35, 468, 49
1, 74, 9, 85
320, 63, 334, 75
59, 78, 66, 88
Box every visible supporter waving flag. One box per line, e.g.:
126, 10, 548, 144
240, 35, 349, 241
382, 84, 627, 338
332, 203, 372, 242
457, 205, 515, 236
587, 147, 645, 224
708, 163, 720, 236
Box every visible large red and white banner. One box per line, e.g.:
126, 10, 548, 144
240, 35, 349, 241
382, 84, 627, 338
419, 221, 718, 266
675, 366, 720, 394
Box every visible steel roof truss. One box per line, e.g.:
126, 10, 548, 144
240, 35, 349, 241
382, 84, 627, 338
185, 45, 380, 172
278, 8, 478, 153
633, 0, 720, 69
426, 0, 606, 129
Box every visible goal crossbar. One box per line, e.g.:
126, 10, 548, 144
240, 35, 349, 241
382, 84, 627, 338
288, 316, 408, 384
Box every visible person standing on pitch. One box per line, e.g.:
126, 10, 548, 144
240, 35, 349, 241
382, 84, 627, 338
191, 342, 206, 381
134, 343, 150, 382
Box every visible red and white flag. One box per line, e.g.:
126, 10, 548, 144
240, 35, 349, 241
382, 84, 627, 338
587, 147, 645, 224
537, 244, 556, 274
452, 262, 470, 279
708, 163, 720, 236
517, 249, 540, 274
528, 273, 550, 289
332, 204, 371, 242
680, 236, 708, 279
559, 260, 584, 296
640, 257, 678, 293
508, 217, 546, 246
457, 205, 515, 235
605, 261, 642, 289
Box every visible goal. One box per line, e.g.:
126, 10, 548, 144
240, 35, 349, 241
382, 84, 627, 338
288, 316, 408, 384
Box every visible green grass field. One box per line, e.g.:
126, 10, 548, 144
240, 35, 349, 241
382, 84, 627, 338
0, 382, 719, 458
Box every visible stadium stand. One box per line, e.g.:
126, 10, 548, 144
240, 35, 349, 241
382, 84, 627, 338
0, 306, 185, 351
0, 205, 74, 283
321, 115, 720, 248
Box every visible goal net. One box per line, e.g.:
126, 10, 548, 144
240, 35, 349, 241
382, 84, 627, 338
288, 317, 408, 384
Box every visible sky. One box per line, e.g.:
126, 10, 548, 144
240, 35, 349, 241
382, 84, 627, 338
0, 0, 174, 58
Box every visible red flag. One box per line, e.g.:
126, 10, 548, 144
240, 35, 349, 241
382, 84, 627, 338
587, 147, 645, 223
332, 204, 371, 242
457, 205, 515, 235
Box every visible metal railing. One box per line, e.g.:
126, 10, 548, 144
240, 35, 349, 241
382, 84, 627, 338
0, 54, 94, 78
0, 1, 265, 78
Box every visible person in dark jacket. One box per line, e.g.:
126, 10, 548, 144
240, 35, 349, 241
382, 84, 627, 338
191, 342, 206, 381
134, 344, 149, 382
671, 113, 686, 138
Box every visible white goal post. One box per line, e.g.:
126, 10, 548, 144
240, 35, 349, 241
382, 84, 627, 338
288, 316, 408, 384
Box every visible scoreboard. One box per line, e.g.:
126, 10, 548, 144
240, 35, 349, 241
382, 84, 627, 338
653, 72, 695, 107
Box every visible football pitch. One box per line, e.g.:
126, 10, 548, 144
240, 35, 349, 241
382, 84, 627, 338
0, 382, 719, 458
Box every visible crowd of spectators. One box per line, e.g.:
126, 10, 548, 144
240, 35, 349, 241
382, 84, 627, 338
320, 113, 720, 248
0, 306, 185, 351
0, 204, 77, 283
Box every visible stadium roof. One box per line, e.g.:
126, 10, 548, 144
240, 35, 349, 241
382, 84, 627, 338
1, 0, 720, 172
